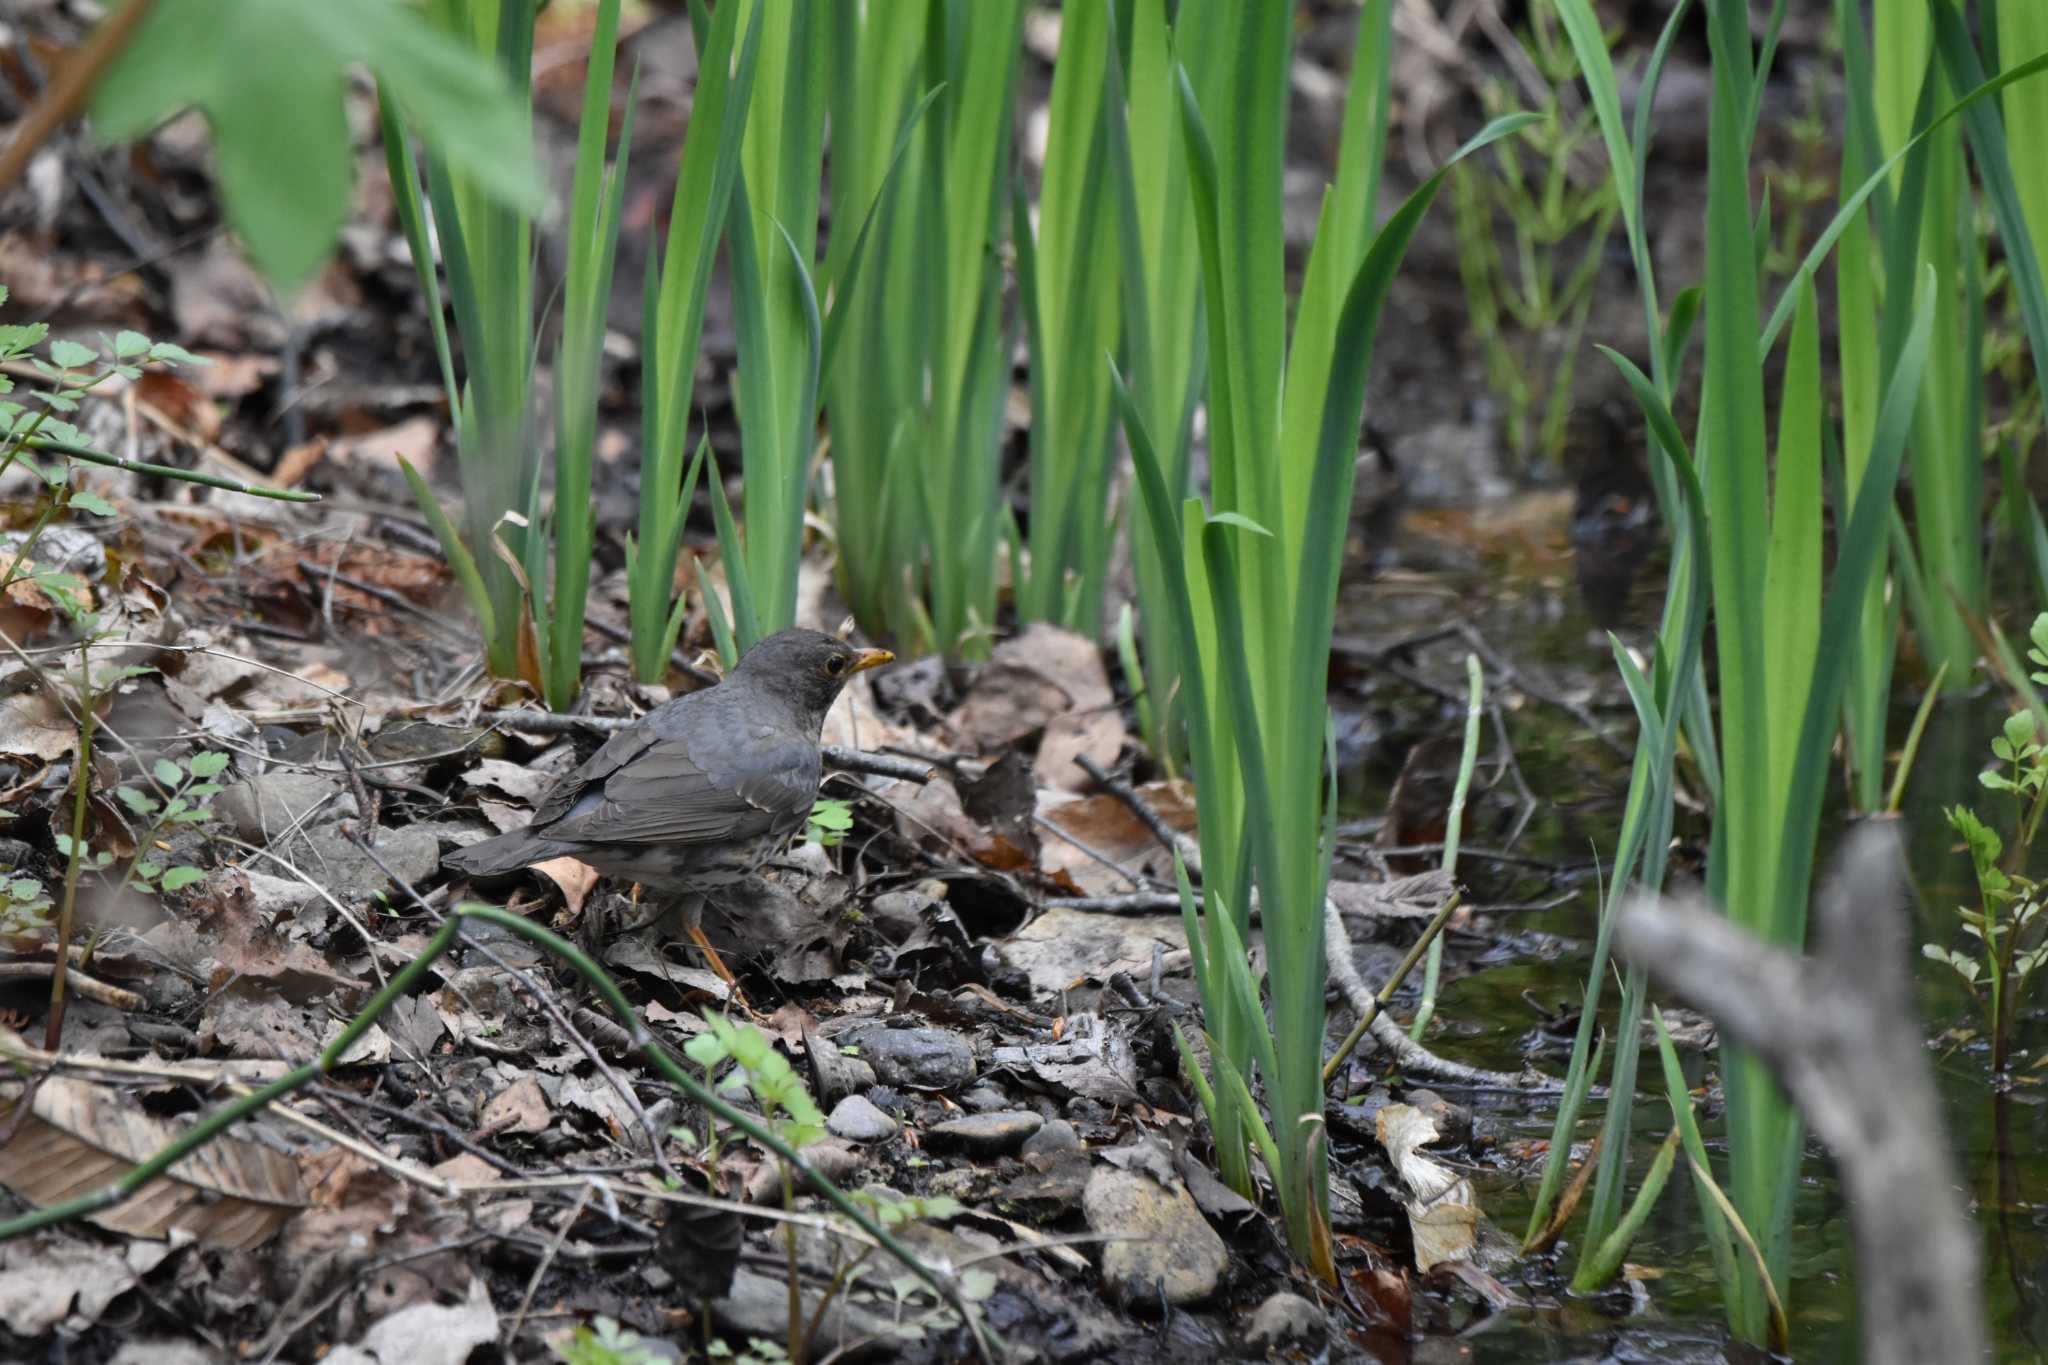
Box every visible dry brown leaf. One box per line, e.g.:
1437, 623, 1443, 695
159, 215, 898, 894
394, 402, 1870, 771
1036, 782, 1195, 897
531, 855, 598, 919
271, 436, 328, 488
477, 1076, 550, 1138
0, 685, 80, 762
189, 350, 280, 398
331, 416, 442, 475
134, 371, 221, 442
0, 1076, 306, 1249
236, 659, 352, 712
944, 626, 1124, 791
0, 555, 58, 642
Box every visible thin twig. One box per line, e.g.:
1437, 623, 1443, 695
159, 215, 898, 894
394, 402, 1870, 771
1076, 752, 1540, 1088
1323, 891, 1464, 1082
507, 1181, 594, 1350
0, 0, 157, 192
293, 557, 469, 642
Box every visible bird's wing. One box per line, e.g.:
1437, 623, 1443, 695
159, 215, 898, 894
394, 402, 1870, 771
541, 734, 819, 847
526, 719, 665, 829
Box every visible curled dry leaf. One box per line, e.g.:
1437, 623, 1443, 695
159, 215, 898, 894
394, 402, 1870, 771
530, 855, 598, 920
0, 1075, 307, 1250
1375, 1103, 1480, 1273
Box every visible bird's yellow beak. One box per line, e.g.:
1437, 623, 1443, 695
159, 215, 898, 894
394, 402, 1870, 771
849, 647, 894, 675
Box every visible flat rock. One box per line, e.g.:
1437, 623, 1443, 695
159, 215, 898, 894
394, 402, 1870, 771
928, 1110, 1042, 1156
827, 1094, 898, 1143
240, 869, 318, 921
839, 1024, 975, 1090
216, 772, 351, 842
1245, 1291, 1325, 1348
281, 824, 439, 903
712, 1268, 905, 1352
1083, 1167, 1228, 1307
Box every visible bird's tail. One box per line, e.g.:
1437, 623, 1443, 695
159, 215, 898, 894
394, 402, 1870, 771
443, 830, 570, 879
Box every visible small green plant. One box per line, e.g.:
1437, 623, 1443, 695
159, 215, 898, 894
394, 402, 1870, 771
684, 1010, 827, 1365
1924, 618, 2048, 1073
109, 751, 230, 893
804, 798, 854, 848
683, 1011, 827, 1149
551, 1316, 663, 1365
708, 1340, 787, 1365
0, 876, 52, 935
49, 752, 227, 900
0, 294, 210, 604
1445, 5, 1621, 473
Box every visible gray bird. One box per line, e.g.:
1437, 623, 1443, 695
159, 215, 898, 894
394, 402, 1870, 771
445, 630, 892, 901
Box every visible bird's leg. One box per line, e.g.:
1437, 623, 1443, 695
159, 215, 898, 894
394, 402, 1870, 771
676, 892, 755, 1014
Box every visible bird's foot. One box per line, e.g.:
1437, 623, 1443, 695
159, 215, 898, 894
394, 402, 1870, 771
685, 922, 755, 1016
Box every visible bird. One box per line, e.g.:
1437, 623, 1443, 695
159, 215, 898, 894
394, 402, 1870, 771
445, 629, 893, 961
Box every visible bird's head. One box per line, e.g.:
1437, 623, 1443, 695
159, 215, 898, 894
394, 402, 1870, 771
728, 628, 893, 727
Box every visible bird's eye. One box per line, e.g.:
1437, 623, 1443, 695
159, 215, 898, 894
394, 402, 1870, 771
826, 654, 846, 676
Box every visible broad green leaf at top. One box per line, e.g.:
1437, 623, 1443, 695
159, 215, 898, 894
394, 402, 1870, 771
91, 0, 542, 295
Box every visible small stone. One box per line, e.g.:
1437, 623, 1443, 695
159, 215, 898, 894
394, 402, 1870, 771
286, 824, 439, 902
1084, 1167, 1228, 1307
239, 870, 318, 921
958, 1085, 1009, 1113
928, 1110, 1043, 1156
1020, 1119, 1081, 1162
827, 1094, 898, 1143
1245, 1291, 1325, 1349
839, 1024, 976, 1090
215, 772, 351, 842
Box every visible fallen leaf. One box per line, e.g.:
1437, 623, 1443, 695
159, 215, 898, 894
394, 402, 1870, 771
322, 1276, 498, 1365
0, 1076, 306, 1249
461, 758, 553, 806
271, 436, 328, 488
190, 350, 280, 398
1376, 1103, 1480, 1272
0, 1235, 169, 1336
478, 1076, 550, 1138
134, 370, 221, 442
0, 683, 78, 762
531, 855, 598, 918
331, 415, 442, 477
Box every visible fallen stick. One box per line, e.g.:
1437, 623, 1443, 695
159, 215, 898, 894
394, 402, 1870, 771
1615, 819, 1984, 1365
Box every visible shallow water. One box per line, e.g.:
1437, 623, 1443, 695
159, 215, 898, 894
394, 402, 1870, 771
1336, 492, 2044, 1360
